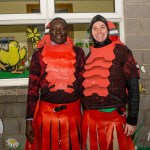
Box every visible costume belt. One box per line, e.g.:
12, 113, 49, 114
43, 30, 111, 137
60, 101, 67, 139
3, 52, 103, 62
37, 99, 81, 116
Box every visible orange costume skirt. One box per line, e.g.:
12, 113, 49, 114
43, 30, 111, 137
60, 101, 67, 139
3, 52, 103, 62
25, 100, 82, 150
82, 110, 135, 150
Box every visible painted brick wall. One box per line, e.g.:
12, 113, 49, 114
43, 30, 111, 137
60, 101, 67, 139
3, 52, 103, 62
0, 87, 27, 149
124, 0, 150, 147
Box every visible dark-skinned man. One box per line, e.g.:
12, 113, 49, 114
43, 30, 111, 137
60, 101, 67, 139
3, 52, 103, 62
25, 17, 85, 150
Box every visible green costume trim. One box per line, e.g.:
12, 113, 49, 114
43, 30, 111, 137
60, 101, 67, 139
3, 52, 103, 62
99, 108, 116, 112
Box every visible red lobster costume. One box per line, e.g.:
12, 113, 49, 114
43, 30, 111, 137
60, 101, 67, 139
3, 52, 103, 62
82, 21, 139, 150
25, 34, 85, 150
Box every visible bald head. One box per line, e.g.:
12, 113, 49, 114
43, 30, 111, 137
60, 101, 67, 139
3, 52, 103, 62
50, 17, 68, 26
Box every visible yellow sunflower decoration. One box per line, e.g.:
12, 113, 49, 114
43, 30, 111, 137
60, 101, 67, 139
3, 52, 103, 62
139, 83, 145, 93
26, 27, 41, 50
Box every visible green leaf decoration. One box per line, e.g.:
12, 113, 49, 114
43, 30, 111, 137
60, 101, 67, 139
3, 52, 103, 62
27, 27, 33, 33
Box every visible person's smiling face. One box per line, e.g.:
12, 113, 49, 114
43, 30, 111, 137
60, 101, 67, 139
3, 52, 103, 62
49, 19, 68, 44
92, 21, 108, 42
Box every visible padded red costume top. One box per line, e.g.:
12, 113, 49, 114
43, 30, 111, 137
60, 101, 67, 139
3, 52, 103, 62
83, 40, 123, 97
38, 34, 76, 93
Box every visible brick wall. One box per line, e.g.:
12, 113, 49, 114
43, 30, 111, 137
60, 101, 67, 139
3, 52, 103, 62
0, 87, 27, 149
124, 0, 150, 147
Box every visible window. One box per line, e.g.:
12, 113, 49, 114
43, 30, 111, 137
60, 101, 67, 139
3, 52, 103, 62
0, 24, 45, 81
0, 0, 124, 86
54, 0, 115, 13
0, 0, 40, 14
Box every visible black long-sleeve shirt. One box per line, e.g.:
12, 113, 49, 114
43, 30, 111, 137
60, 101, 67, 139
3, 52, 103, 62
26, 46, 85, 119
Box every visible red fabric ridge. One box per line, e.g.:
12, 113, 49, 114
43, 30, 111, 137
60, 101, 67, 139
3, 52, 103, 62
41, 37, 76, 93
83, 42, 118, 97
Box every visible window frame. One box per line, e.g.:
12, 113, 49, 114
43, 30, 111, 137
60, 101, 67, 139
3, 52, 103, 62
0, 0, 124, 87
0, 0, 47, 25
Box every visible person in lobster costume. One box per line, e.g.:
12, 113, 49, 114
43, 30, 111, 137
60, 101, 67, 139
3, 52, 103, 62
82, 15, 140, 150
25, 17, 85, 150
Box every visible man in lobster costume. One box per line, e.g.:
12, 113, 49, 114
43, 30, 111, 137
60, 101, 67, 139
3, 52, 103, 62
82, 15, 140, 150
25, 17, 85, 150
